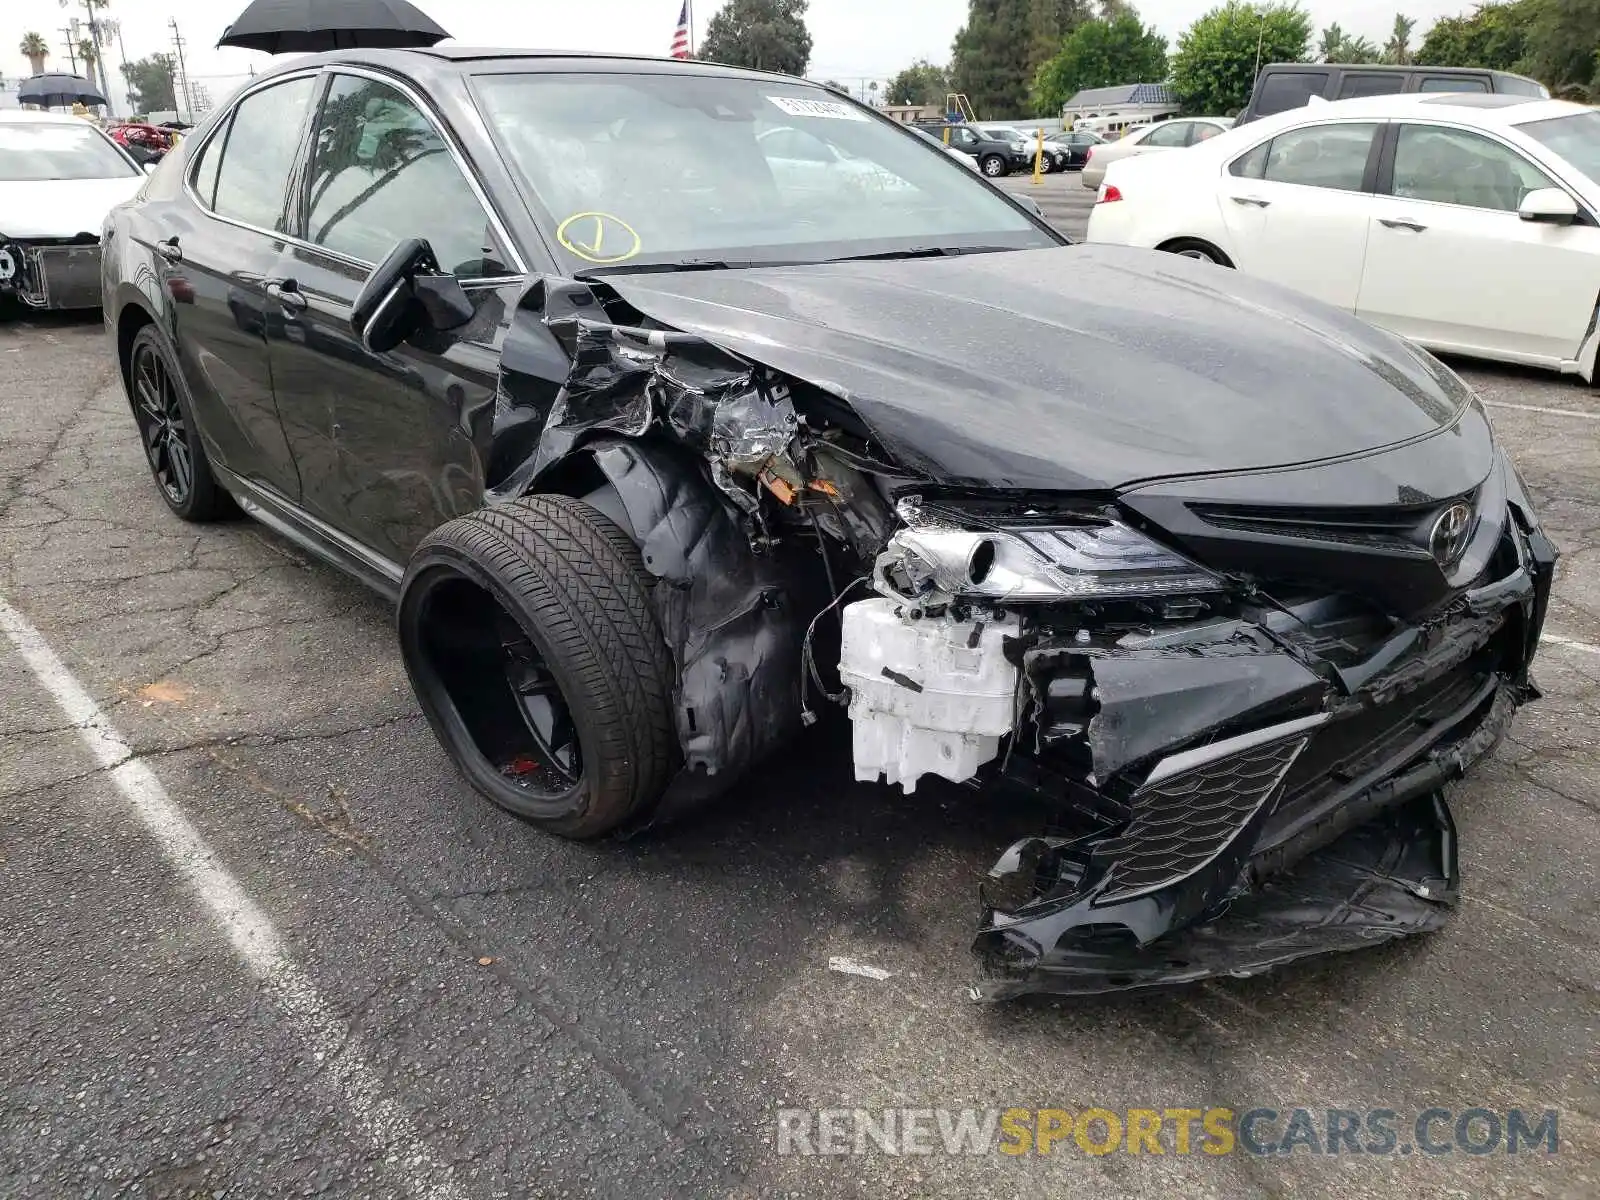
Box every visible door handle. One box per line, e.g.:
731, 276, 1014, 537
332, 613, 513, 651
1379, 217, 1428, 232
265, 280, 309, 312
155, 237, 182, 264
1230, 194, 1271, 208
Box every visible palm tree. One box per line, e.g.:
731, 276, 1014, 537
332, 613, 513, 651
1319, 23, 1347, 62
19, 31, 49, 76
1385, 14, 1416, 66
76, 38, 98, 74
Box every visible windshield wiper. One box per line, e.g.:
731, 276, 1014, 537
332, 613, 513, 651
575, 258, 803, 279
822, 245, 1017, 263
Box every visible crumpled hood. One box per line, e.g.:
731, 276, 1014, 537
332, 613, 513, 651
597, 244, 1477, 491
0, 176, 143, 240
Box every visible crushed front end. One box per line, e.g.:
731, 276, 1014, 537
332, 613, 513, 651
845, 466, 1554, 999
0, 234, 104, 311
501, 272, 1556, 1000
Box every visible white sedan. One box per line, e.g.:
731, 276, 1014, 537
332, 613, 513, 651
1079, 117, 1234, 189
1087, 94, 1600, 383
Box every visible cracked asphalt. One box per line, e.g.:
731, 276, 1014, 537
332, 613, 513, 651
1, 298, 1596, 1200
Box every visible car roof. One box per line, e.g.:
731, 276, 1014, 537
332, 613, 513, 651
1245, 93, 1585, 132
244, 45, 823, 90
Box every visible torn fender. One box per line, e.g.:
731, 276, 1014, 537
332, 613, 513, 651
581, 438, 814, 820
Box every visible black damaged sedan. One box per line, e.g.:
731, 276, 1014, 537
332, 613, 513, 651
102, 48, 1557, 1000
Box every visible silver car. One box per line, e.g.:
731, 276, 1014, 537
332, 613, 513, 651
1081, 117, 1234, 190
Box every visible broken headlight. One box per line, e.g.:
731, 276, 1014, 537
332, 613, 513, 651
875, 520, 1222, 603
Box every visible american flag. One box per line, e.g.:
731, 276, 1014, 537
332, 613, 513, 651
670, 2, 692, 59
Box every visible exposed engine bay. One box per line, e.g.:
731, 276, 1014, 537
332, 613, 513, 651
0, 233, 104, 311
485, 271, 1557, 1001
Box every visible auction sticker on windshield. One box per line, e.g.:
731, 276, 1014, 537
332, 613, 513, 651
768, 96, 869, 121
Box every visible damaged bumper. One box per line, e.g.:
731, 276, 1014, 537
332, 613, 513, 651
0, 237, 103, 310
968, 526, 1552, 999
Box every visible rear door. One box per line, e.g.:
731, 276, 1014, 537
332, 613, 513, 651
1220, 120, 1382, 309
261, 69, 522, 566
1356, 121, 1600, 363
161, 75, 319, 502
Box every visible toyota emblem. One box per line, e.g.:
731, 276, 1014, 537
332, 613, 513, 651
1429, 502, 1474, 567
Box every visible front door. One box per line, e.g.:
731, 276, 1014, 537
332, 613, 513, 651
1356, 122, 1600, 364
262, 71, 522, 566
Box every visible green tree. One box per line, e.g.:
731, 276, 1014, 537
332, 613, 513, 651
951, 0, 1032, 116
700, 0, 813, 76
1524, 0, 1600, 97
1170, 2, 1313, 115
886, 58, 950, 105
1384, 13, 1417, 64
1318, 21, 1381, 61
1416, 1, 1534, 70
120, 53, 177, 114
19, 31, 49, 75
1032, 13, 1168, 112
76, 38, 98, 74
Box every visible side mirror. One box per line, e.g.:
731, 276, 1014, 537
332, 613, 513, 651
1519, 187, 1579, 225
350, 237, 476, 355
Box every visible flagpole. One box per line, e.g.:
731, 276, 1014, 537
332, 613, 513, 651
688, 0, 695, 55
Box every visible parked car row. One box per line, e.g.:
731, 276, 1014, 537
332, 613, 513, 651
1087, 92, 1600, 384
912, 120, 1106, 176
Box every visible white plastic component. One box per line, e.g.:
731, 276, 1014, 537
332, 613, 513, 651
837, 598, 1021, 793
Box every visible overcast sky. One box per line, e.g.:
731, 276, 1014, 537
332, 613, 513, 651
9, 0, 1476, 97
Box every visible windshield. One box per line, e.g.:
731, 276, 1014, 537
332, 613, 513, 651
0, 121, 138, 182
473, 71, 1054, 272
1519, 110, 1600, 185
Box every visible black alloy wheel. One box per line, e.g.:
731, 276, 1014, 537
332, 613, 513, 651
399, 495, 679, 839
127, 326, 230, 521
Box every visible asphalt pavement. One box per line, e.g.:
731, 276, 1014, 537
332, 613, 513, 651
1, 265, 1597, 1197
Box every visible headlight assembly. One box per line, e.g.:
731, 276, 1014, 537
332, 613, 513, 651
875, 519, 1222, 604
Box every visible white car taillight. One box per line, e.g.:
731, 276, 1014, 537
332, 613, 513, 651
1096, 183, 1123, 204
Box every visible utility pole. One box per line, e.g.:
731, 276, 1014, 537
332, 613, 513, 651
60, 26, 79, 73
169, 18, 192, 123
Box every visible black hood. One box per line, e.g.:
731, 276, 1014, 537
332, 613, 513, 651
596, 244, 1479, 492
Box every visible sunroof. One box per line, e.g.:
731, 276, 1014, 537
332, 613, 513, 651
1419, 93, 1541, 108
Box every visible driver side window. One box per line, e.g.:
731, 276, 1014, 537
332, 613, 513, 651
302, 73, 510, 278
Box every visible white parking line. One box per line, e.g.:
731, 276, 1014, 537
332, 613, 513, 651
1542, 633, 1600, 657
1482, 400, 1600, 422
0, 595, 467, 1200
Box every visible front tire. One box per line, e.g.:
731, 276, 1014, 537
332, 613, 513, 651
398, 495, 679, 839
981, 155, 1006, 177
128, 326, 230, 521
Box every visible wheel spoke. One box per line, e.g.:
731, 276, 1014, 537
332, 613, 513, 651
135, 375, 163, 420
167, 434, 192, 497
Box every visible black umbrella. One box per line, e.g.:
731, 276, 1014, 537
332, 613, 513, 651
17, 73, 108, 108
217, 0, 449, 54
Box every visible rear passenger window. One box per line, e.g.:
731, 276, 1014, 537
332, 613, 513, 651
1338, 74, 1407, 99
1231, 122, 1379, 192
1254, 72, 1330, 116
1419, 76, 1491, 93
210, 77, 317, 231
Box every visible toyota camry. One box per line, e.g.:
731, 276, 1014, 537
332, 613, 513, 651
101, 48, 1556, 1000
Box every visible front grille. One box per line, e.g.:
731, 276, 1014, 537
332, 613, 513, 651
1093, 736, 1307, 901
1188, 495, 1475, 554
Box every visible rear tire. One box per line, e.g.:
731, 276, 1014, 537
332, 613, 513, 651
128, 326, 231, 521
398, 495, 678, 839
981, 155, 1006, 177
1160, 239, 1232, 267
